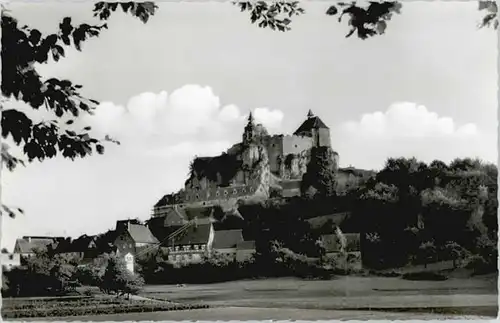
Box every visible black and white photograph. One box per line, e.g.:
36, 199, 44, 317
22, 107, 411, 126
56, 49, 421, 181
0, 0, 498, 321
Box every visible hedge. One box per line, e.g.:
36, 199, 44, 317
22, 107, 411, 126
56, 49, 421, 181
2, 299, 210, 318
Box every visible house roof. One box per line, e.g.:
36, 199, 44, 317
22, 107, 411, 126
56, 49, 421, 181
212, 229, 244, 249
320, 233, 361, 253
293, 116, 329, 135
169, 223, 212, 246
127, 224, 159, 244
68, 235, 97, 252
14, 237, 59, 254
236, 240, 256, 250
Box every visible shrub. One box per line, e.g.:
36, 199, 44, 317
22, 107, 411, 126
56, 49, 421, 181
99, 255, 144, 296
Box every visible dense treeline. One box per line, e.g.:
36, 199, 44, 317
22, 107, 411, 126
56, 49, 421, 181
235, 157, 497, 271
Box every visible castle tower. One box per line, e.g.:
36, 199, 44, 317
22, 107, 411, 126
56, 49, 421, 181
293, 110, 331, 147
242, 112, 256, 145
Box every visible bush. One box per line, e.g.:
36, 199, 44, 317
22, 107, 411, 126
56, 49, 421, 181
99, 255, 144, 296
1, 298, 210, 318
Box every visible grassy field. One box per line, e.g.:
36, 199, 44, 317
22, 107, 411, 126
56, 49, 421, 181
139, 274, 498, 315
6, 274, 497, 321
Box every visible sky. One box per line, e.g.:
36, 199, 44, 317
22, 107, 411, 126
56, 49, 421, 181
1, 1, 498, 249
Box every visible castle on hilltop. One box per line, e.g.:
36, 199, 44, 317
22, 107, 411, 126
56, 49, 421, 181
152, 110, 340, 218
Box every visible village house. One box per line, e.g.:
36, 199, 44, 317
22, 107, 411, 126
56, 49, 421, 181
113, 220, 159, 257
54, 235, 99, 263
211, 229, 245, 260
165, 217, 215, 265
13, 236, 65, 260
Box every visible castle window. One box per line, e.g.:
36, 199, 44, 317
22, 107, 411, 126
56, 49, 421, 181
196, 194, 199, 199
295, 144, 297, 148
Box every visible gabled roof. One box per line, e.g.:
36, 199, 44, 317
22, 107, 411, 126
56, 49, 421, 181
212, 229, 244, 249
294, 116, 329, 135
236, 240, 256, 250
169, 223, 212, 246
14, 237, 59, 254
127, 224, 159, 244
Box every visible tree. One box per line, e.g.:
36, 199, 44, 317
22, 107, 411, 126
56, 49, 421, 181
301, 147, 337, 198
1, 2, 157, 217
443, 241, 466, 268
418, 241, 436, 268
99, 254, 144, 298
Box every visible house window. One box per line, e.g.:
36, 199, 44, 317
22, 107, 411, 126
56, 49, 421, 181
196, 194, 199, 199
224, 191, 228, 196
168, 255, 173, 261
129, 244, 132, 248
8, 255, 13, 260
216, 191, 220, 197
201, 245, 206, 250
194, 245, 199, 250
233, 189, 237, 195
242, 188, 246, 193
295, 144, 298, 148
175, 246, 179, 252
188, 254, 193, 259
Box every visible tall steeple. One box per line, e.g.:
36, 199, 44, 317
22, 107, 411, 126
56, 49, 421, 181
307, 109, 314, 119
243, 111, 256, 145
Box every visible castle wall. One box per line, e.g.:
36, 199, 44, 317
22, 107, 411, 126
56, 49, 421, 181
282, 135, 313, 156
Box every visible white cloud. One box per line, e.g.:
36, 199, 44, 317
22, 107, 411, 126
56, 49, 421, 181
253, 107, 284, 130
87, 84, 285, 154
335, 102, 496, 169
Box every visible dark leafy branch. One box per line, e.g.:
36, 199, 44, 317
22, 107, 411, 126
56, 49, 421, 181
234, 1, 305, 32
326, 1, 403, 39
1, 2, 156, 170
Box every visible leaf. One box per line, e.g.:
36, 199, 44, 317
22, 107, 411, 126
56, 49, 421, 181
28, 29, 42, 45
326, 5, 338, 16
96, 144, 105, 154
